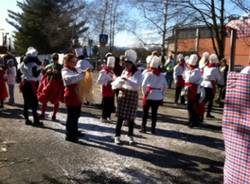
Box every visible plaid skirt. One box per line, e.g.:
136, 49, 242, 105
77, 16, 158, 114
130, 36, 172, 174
223, 72, 250, 184
116, 89, 138, 120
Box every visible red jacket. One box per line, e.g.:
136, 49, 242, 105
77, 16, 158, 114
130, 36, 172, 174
101, 67, 115, 97
62, 67, 82, 107
103, 84, 114, 97
64, 83, 81, 107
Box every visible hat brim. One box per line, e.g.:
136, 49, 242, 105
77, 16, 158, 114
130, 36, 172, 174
124, 60, 134, 65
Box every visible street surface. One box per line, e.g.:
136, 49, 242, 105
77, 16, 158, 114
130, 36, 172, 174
0, 74, 224, 184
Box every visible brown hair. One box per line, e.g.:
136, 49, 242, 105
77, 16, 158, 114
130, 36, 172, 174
220, 58, 227, 64
63, 53, 75, 65
152, 50, 159, 56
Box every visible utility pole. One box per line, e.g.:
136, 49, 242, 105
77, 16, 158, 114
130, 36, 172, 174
109, 1, 113, 52
229, 29, 237, 71
101, 0, 109, 34
100, 0, 109, 63
161, 0, 168, 64
195, 28, 200, 53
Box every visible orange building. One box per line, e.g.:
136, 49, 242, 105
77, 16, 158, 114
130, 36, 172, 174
167, 25, 250, 67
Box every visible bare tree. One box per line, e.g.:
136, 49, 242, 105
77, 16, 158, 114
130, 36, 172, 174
127, 0, 199, 63
231, 0, 250, 13
78, 0, 125, 50
172, 0, 227, 59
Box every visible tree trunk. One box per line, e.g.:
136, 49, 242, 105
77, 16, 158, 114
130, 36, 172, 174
219, 0, 225, 60
161, 0, 168, 65
101, 0, 109, 34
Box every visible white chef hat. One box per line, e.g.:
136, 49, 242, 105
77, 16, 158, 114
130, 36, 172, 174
199, 51, 210, 69
188, 54, 198, 66
209, 54, 219, 64
177, 54, 184, 62
125, 49, 137, 64
202, 52, 210, 60
74, 48, 84, 57
184, 56, 190, 64
146, 55, 153, 64
107, 56, 115, 68
105, 52, 112, 58
149, 56, 160, 68
26, 47, 38, 57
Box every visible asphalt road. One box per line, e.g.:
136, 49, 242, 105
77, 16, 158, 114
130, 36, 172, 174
0, 78, 224, 184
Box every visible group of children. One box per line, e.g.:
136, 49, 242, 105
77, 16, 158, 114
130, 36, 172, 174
0, 47, 240, 144
173, 52, 225, 127
97, 50, 167, 144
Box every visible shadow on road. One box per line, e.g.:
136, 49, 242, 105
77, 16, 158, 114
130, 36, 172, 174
27, 172, 130, 184
155, 129, 224, 150
76, 139, 223, 184
0, 108, 23, 119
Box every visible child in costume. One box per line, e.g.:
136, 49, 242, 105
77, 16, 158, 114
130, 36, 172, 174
112, 49, 142, 145
6, 59, 16, 104
37, 53, 64, 120
141, 56, 167, 134
0, 58, 8, 108
61, 53, 85, 142
173, 54, 186, 105
19, 47, 43, 126
97, 56, 116, 123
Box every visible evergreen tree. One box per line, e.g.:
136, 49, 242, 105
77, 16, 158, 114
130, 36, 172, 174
7, 0, 88, 54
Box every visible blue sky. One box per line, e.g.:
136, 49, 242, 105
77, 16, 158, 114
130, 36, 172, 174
0, 0, 21, 46
0, 0, 140, 47
0, 0, 20, 33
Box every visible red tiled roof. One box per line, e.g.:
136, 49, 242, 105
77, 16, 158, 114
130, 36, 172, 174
226, 18, 250, 38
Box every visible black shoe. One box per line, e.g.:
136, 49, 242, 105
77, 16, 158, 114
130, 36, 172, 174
65, 137, 78, 143
200, 116, 204, 123
51, 115, 56, 121
77, 131, 85, 137
8, 101, 15, 105
151, 129, 156, 134
206, 114, 215, 118
139, 129, 146, 133
188, 123, 195, 128
39, 114, 45, 119
33, 121, 44, 127
139, 126, 146, 133
25, 119, 33, 125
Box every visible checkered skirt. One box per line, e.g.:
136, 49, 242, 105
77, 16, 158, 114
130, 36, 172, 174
116, 89, 138, 120
223, 72, 250, 184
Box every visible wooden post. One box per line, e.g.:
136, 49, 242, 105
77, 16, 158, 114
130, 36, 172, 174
229, 29, 237, 71
195, 28, 200, 53
174, 28, 178, 61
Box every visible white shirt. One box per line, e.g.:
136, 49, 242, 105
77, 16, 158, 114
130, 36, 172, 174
121, 70, 142, 91
20, 62, 41, 81
61, 68, 83, 86
76, 59, 93, 70
7, 66, 16, 85
142, 69, 150, 80
142, 72, 167, 100
184, 68, 202, 93
173, 64, 185, 82
97, 69, 113, 86
240, 66, 250, 74
201, 66, 223, 88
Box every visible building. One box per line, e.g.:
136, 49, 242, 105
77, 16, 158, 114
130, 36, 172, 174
166, 24, 250, 67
